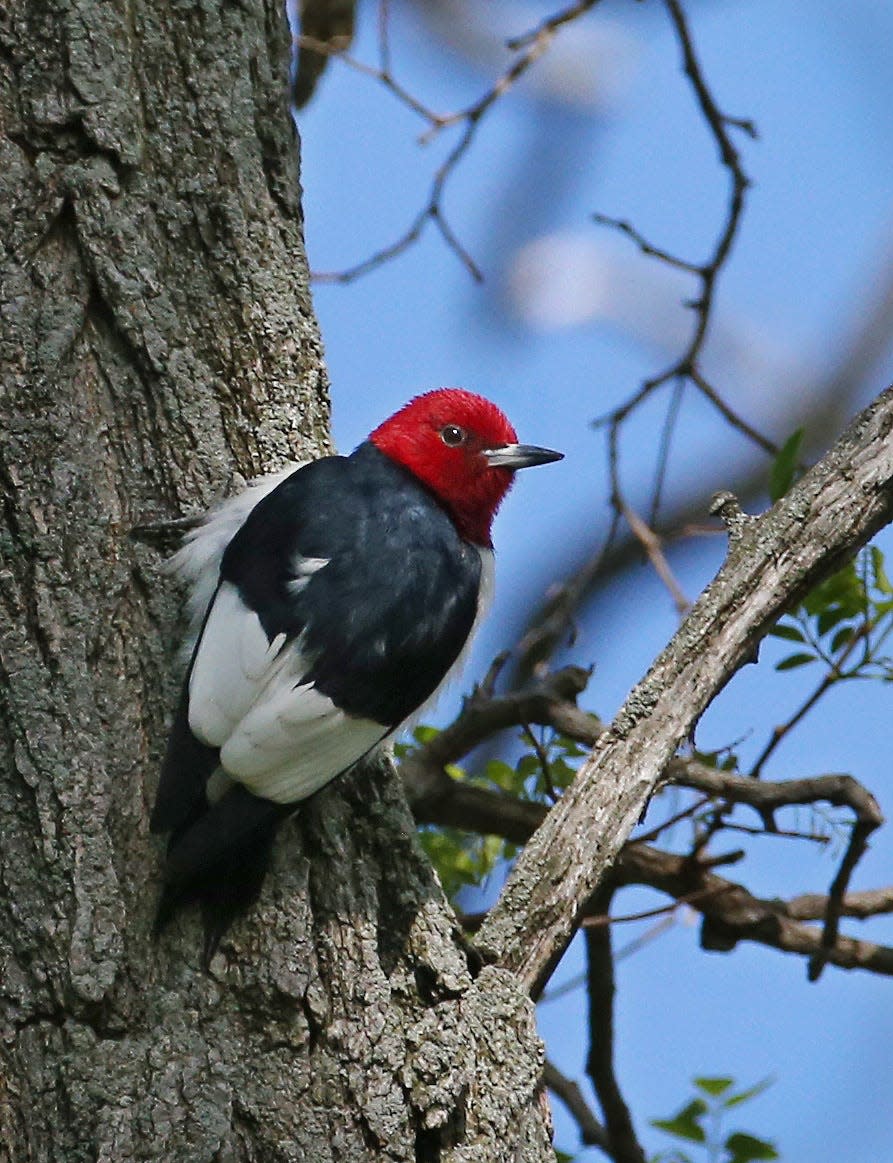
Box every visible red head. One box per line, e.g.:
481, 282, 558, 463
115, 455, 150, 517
369, 388, 562, 546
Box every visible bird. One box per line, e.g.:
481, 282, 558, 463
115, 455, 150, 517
150, 388, 563, 963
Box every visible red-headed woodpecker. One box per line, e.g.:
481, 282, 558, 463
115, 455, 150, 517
151, 388, 562, 961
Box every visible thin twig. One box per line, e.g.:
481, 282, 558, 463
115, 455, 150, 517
618, 499, 690, 614
583, 882, 735, 927
521, 723, 559, 801
592, 0, 772, 567
305, 1, 608, 282
649, 377, 686, 525
543, 1059, 612, 1156
748, 622, 869, 778
506, 0, 604, 51
584, 886, 648, 1163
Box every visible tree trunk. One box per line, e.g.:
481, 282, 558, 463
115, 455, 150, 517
0, 2, 550, 1159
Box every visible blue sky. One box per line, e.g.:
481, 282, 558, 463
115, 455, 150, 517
298, 3, 893, 1158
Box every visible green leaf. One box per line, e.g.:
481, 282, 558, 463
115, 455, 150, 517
484, 759, 521, 793
870, 546, 893, 595
802, 562, 864, 619
724, 1131, 779, 1161
830, 626, 855, 654
775, 652, 816, 671
694, 1076, 735, 1096
651, 1099, 708, 1144
556, 735, 587, 758
769, 428, 804, 502
767, 623, 806, 643
724, 1077, 775, 1109
516, 754, 541, 780
412, 724, 441, 744
816, 606, 848, 636
547, 756, 577, 790
419, 828, 509, 900
555, 1150, 575, 1163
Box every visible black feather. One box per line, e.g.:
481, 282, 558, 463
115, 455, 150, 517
150, 675, 220, 836
154, 784, 293, 967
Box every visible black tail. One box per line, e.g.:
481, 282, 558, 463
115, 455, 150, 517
154, 785, 293, 967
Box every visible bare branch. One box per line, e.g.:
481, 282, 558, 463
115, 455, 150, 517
591, 0, 772, 555
617, 499, 690, 614
616, 844, 893, 977
584, 887, 648, 1163
543, 1059, 612, 1157
787, 887, 893, 922
667, 761, 884, 978
304, 0, 608, 282
409, 768, 893, 973
590, 213, 701, 274
474, 385, 893, 995
666, 762, 883, 829
506, 0, 604, 52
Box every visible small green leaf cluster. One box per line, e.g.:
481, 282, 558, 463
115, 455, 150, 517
767, 430, 893, 680
768, 546, 893, 680
403, 725, 592, 902
768, 429, 805, 504
417, 826, 506, 901
486, 731, 587, 803
650, 1076, 778, 1163
691, 746, 740, 773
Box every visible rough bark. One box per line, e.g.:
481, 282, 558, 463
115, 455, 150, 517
0, 2, 550, 1160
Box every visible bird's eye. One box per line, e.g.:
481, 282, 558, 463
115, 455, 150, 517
440, 424, 466, 447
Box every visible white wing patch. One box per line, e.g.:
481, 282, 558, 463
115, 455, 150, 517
221, 682, 385, 803
165, 463, 304, 650
188, 583, 291, 746
188, 582, 386, 805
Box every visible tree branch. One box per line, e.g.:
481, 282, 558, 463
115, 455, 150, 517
401, 664, 599, 810
543, 1059, 612, 1157
410, 770, 893, 974
666, 760, 885, 980
472, 385, 893, 995
584, 887, 647, 1163
615, 844, 893, 977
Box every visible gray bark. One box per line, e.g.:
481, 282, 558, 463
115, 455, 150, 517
0, 2, 550, 1160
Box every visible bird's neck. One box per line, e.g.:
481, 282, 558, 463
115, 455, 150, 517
362, 439, 504, 548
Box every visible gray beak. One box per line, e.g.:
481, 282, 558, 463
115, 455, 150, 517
484, 443, 564, 470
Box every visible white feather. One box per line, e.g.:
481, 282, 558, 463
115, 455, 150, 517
286, 555, 330, 596
165, 463, 304, 649
188, 582, 386, 804
188, 584, 292, 745
221, 683, 385, 803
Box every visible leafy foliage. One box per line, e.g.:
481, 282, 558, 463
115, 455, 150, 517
767, 433, 893, 680
401, 725, 590, 902
768, 546, 893, 680
767, 429, 805, 503
650, 1076, 778, 1163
